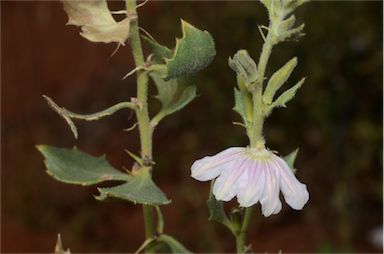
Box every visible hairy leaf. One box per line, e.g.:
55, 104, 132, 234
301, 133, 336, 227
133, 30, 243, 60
263, 57, 298, 105
275, 14, 296, 34
164, 20, 215, 80
96, 168, 170, 205
233, 88, 248, 124
142, 36, 173, 63
271, 77, 305, 108
62, 0, 130, 44
150, 73, 197, 125
37, 145, 130, 185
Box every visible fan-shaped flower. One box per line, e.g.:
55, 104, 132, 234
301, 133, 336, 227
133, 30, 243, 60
191, 147, 309, 217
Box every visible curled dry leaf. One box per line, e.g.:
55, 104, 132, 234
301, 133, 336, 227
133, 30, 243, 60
62, 0, 130, 45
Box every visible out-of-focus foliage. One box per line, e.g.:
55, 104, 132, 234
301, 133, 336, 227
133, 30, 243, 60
2, 1, 382, 253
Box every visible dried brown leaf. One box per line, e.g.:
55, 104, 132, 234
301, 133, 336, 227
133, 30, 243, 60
62, 0, 130, 45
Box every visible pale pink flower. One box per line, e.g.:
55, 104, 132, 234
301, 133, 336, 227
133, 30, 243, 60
191, 147, 309, 217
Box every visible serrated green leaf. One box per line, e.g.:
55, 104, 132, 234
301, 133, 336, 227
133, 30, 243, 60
207, 181, 233, 231
142, 36, 173, 64
150, 72, 178, 108
166, 84, 196, 115
271, 77, 305, 108
263, 57, 298, 105
150, 73, 197, 125
37, 145, 130, 185
164, 20, 215, 80
157, 234, 192, 253
96, 168, 170, 205
284, 148, 299, 174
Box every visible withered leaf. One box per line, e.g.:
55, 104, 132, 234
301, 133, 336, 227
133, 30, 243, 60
62, 0, 130, 45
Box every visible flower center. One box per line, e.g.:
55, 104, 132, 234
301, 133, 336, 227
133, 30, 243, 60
245, 147, 272, 161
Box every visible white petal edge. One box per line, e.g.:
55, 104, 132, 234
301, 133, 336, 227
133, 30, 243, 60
260, 160, 282, 217
191, 147, 245, 181
272, 154, 309, 210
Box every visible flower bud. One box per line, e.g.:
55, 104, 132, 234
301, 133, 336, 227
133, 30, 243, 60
228, 50, 258, 86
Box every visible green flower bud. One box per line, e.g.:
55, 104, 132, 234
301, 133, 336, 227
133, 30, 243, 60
228, 50, 258, 86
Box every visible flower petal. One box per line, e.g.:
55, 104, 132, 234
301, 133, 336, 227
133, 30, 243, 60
260, 160, 282, 217
191, 147, 245, 181
272, 154, 309, 210
212, 156, 249, 202
237, 160, 265, 207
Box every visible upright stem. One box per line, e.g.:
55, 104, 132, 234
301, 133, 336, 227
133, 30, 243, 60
235, 207, 254, 253
239, 25, 274, 254
250, 30, 273, 148
126, 0, 154, 242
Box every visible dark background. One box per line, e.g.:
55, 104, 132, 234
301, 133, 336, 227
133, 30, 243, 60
2, 0, 383, 253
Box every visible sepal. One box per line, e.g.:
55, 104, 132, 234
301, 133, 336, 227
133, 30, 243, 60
283, 148, 299, 174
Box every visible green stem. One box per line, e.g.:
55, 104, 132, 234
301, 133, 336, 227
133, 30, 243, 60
235, 207, 254, 253
125, 0, 155, 245
239, 22, 274, 254
250, 29, 273, 148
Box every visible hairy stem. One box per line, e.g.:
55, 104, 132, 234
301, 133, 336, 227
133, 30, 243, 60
250, 27, 273, 148
242, 20, 274, 254
126, 0, 154, 246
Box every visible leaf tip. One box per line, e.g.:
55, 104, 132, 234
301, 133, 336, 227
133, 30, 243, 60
35, 144, 45, 153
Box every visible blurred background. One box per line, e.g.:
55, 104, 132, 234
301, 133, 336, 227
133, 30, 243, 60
2, 0, 383, 253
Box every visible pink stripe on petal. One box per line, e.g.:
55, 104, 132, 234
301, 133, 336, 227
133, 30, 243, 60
272, 154, 309, 210
237, 160, 265, 207
260, 160, 281, 217
213, 156, 249, 202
